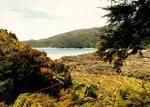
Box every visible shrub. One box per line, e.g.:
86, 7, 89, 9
72, 83, 98, 105
113, 84, 150, 107
13, 93, 55, 107
0, 29, 71, 104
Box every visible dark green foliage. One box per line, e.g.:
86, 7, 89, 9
100, 0, 150, 51
98, 0, 150, 72
23, 27, 106, 48
0, 29, 71, 104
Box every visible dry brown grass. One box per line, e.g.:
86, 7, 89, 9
11, 51, 150, 107
59, 50, 150, 106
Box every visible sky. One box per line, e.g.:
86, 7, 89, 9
0, 0, 109, 40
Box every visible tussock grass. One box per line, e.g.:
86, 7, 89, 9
60, 51, 150, 106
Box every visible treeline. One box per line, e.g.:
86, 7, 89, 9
23, 26, 150, 49
23, 27, 107, 48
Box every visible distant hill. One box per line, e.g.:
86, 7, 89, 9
23, 27, 107, 48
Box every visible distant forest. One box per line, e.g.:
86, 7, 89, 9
23, 27, 107, 48
23, 26, 150, 48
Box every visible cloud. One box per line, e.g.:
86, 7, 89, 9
0, 0, 109, 40
10, 8, 51, 19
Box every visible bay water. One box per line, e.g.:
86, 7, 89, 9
36, 48, 97, 59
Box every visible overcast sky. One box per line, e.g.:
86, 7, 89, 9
0, 0, 109, 40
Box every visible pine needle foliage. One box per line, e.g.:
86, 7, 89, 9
98, 0, 150, 72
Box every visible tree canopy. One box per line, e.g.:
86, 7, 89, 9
99, 0, 150, 51
98, 0, 150, 72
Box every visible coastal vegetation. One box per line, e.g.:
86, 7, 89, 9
60, 52, 150, 106
1, 27, 149, 106
0, 0, 150, 106
23, 26, 150, 49
0, 29, 71, 105
97, 0, 150, 73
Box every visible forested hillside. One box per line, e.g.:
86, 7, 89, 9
23, 27, 106, 48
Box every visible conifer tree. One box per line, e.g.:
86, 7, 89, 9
98, 0, 150, 72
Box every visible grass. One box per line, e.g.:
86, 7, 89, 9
9, 51, 150, 107
59, 50, 150, 106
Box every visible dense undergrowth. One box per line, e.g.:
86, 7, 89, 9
0, 29, 71, 105
0, 29, 150, 107
60, 53, 150, 107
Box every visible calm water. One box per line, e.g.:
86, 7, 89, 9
36, 48, 97, 59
